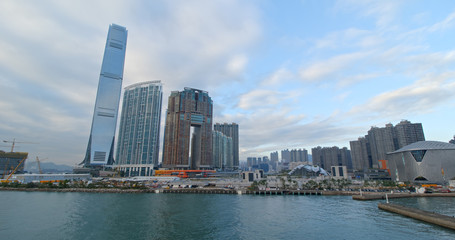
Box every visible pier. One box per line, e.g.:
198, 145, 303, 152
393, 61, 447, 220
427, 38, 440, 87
353, 192, 455, 201
378, 203, 455, 230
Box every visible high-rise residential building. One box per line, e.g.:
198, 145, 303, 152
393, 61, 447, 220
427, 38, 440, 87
281, 149, 290, 163
82, 24, 127, 167
290, 149, 308, 162
394, 120, 425, 148
349, 120, 425, 170
212, 130, 233, 170
367, 124, 395, 167
115, 81, 162, 176
162, 88, 213, 169
214, 123, 239, 169
247, 157, 254, 167
311, 146, 352, 171
270, 151, 279, 162
349, 137, 370, 171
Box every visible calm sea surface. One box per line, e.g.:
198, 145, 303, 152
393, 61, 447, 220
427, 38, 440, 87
0, 191, 454, 240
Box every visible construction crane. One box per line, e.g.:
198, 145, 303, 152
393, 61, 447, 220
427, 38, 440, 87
35, 157, 48, 174
4, 156, 27, 182
2, 138, 37, 152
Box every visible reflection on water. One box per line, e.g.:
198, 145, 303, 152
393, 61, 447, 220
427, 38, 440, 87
0, 191, 454, 240
392, 197, 455, 217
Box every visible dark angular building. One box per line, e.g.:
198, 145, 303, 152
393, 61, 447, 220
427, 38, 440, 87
162, 88, 213, 169
214, 123, 239, 169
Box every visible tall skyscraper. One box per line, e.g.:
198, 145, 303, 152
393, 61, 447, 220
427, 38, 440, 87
115, 81, 163, 176
214, 123, 239, 169
82, 24, 127, 167
162, 88, 213, 169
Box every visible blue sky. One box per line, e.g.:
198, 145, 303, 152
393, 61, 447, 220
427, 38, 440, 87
1, 0, 455, 165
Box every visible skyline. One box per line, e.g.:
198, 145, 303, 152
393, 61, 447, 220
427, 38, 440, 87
1, 1, 455, 166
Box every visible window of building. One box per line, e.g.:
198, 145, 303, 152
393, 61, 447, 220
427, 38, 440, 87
410, 150, 426, 162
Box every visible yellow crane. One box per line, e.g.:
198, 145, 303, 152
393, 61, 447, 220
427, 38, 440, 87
35, 157, 48, 174
2, 138, 38, 152
4, 156, 27, 182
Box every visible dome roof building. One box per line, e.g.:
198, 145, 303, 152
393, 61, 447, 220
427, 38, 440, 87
387, 141, 455, 183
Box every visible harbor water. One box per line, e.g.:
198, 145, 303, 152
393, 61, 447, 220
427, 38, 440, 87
0, 191, 454, 239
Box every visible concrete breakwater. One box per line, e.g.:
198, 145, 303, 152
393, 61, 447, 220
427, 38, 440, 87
353, 192, 455, 201
378, 203, 455, 230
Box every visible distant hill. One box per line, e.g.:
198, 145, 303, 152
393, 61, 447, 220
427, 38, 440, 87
24, 161, 73, 174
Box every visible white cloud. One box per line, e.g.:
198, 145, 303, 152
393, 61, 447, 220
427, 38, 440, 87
337, 73, 380, 87
226, 54, 248, 74
299, 51, 371, 82
349, 72, 455, 119
335, 0, 401, 29
238, 89, 287, 110
260, 67, 295, 86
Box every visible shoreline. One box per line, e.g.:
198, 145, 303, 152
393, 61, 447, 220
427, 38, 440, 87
2, 187, 455, 199
0, 187, 354, 195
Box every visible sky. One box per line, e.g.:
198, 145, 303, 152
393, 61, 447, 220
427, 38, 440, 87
1, 0, 455, 166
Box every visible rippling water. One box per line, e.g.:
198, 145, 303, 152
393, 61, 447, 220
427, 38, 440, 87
0, 191, 454, 239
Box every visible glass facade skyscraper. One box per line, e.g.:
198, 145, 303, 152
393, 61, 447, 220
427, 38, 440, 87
212, 130, 233, 170
214, 123, 239, 169
115, 81, 163, 176
82, 24, 127, 167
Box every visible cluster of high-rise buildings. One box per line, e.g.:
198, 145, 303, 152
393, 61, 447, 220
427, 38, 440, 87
349, 120, 425, 171
311, 146, 351, 170
246, 120, 426, 178
245, 148, 310, 173
81, 24, 239, 176
81, 24, 435, 180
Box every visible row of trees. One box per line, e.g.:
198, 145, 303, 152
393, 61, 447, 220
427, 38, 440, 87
250, 178, 352, 191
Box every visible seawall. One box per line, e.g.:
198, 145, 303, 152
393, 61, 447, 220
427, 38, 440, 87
378, 203, 455, 230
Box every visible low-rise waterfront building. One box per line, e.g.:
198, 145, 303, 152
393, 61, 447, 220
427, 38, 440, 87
241, 170, 264, 182
331, 166, 348, 179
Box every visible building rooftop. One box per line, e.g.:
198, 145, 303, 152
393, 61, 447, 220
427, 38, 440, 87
389, 141, 455, 154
